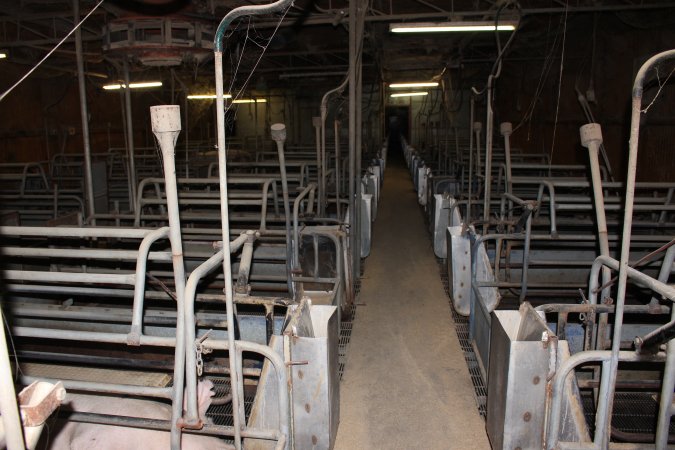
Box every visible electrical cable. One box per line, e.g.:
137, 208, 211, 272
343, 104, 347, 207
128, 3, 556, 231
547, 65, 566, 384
0, 0, 105, 103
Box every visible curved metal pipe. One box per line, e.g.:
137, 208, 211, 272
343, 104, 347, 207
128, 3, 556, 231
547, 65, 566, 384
213, 5, 292, 448
320, 75, 349, 217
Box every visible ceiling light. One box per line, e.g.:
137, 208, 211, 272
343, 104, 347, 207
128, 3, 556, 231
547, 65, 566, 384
389, 82, 439, 89
390, 21, 517, 33
103, 81, 163, 90
232, 99, 267, 104
0, 52, 7, 59
187, 94, 232, 100
128, 81, 162, 89
391, 92, 428, 98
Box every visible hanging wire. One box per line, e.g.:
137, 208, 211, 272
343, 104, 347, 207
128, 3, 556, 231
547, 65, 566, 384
548, 0, 569, 167
0, 0, 105, 103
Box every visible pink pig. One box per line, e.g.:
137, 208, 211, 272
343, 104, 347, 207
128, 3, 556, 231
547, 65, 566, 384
44, 380, 234, 449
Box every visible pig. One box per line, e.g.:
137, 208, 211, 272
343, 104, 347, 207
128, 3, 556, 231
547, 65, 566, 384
43, 379, 234, 450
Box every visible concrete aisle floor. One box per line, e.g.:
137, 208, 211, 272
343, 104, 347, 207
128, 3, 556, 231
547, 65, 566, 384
334, 151, 490, 450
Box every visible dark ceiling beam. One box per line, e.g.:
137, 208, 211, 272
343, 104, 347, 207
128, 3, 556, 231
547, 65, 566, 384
250, 1, 675, 28
414, 0, 448, 14
0, 34, 100, 47
0, 9, 105, 22
254, 63, 373, 74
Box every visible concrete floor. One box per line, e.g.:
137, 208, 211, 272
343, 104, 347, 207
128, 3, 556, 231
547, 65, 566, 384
334, 152, 490, 450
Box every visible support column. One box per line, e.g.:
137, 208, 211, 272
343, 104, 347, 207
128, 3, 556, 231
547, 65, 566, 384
123, 60, 138, 212
74, 0, 95, 222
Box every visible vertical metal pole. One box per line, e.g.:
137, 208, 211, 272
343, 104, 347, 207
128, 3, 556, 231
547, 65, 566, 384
272, 123, 296, 298
124, 60, 138, 213
335, 119, 341, 221
594, 50, 675, 448
254, 99, 259, 153
482, 75, 495, 235
183, 83, 189, 178
73, 0, 95, 222
500, 122, 513, 195
312, 117, 323, 215
214, 51, 243, 450
0, 306, 25, 450
580, 123, 611, 352
348, 0, 357, 276
354, 0, 364, 277
467, 96, 475, 223
655, 247, 675, 448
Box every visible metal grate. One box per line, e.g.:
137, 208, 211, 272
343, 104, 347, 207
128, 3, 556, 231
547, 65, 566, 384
339, 302, 357, 379
581, 391, 675, 437
437, 257, 488, 420
206, 377, 255, 427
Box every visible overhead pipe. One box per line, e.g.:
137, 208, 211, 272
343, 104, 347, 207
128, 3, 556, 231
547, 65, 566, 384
73, 0, 95, 223
473, 4, 520, 234
593, 49, 675, 449
212, 4, 293, 449
149, 105, 189, 450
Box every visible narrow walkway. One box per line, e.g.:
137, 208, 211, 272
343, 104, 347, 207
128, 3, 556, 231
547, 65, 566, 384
334, 153, 490, 449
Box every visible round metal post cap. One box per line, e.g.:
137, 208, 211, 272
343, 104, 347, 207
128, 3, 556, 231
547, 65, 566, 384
473, 122, 482, 131
579, 123, 603, 148
271, 123, 287, 141
312, 116, 322, 127
150, 105, 181, 133
500, 122, 513, 136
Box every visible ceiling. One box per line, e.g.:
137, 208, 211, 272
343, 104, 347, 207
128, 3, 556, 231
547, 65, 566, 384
1, 0, 674, 92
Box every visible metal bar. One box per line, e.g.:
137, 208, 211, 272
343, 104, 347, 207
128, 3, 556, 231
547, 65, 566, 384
73, 0, 95, 223
348, 0, 357, 282
3, 270, 135, 285
12, 327, 176, 346
123, 60, 138, 213
0, 225, 154, 238
271, 124, 296, 298
1, 246, 171, 261
320, 75, 349, 218
595, 50, 675, 448
547, 350, 666, 449
214, 5, 293, 446
129, 227, 171, 341
149, 106, 189, 450
293, 183, 317, 267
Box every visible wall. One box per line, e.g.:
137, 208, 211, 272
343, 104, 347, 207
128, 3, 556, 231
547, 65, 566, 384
492, 12, 675, 182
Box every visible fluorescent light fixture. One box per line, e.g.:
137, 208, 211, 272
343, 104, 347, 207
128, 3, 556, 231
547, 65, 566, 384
390, 21, 517, 33
389, 82, 439, 89
187, 94, 232, 100
390, 92, 428, 98
232, 99, 267, 104
0, 52, 7, 59
102, 81, 163, 90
